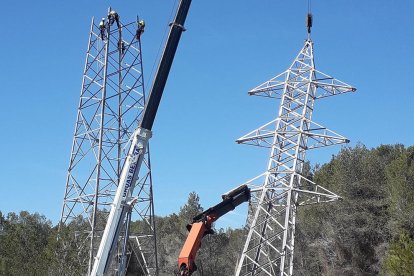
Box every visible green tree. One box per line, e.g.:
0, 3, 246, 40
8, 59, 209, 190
295, 145, 404, 275
386, 146, 414, 233
384, 230, 414, 275
47, 217, 90, 276
0, 211, 52, 275
179, 192, 203, 222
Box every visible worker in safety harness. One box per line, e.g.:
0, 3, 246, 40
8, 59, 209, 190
137, 20, 145, 39
99, 18, 106, 40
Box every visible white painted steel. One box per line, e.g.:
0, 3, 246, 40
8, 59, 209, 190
235, 38, 356, 276
59, 14, 157, 275
91, 128, 152, 275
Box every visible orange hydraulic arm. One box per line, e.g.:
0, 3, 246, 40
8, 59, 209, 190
178, 185, 251, 276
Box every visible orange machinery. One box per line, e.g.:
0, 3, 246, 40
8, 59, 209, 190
178, 185, 251, 276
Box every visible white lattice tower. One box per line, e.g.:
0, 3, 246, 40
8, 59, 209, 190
235, 38, 356, 276
59, 11, 157, 275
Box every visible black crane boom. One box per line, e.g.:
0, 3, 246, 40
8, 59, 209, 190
141, 0, 192, 130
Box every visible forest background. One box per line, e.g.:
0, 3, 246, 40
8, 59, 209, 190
1, 144, 414, 275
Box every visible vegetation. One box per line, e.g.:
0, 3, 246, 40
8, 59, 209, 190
1, 144, 414, 275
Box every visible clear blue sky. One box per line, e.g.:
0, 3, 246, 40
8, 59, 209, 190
0, 0, 413, 229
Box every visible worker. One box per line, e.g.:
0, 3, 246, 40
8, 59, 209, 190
137, 20, 145, 39
108, 10, 119, 26
99, 18, 106, 40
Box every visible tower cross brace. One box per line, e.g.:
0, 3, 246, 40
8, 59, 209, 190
235, 38, 356, 276
59, 11, 157, 275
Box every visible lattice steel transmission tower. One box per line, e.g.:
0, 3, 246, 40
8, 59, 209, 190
235, 15, 356, 276
59, 9, 157, 275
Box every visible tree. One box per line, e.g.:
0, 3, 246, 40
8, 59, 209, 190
386, 146, 414, 234
294, 145, 405, 275
47, 217, 90, 276
384, 230, 414, 275
3, 144, 414, 275
0, 211, 52, 275
179, 192, 203, 222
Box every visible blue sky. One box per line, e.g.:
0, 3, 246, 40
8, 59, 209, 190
0, 0, 413, 229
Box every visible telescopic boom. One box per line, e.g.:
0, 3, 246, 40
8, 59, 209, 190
91, 1, 192, 275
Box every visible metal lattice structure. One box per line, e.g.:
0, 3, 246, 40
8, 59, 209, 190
235, 37, 356, 276
59, 10, 157, 275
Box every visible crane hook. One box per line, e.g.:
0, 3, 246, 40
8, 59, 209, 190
306, 13, 313, 35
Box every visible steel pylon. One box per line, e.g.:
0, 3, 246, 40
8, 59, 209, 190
59, 10, 157, 275
235, 38, 356, 276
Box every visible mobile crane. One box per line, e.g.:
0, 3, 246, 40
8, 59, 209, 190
178, 185, 251, 276
90, 0, 192, 275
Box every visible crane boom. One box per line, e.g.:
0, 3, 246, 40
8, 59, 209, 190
91, 1, 192, 275
178, 185, 251, 276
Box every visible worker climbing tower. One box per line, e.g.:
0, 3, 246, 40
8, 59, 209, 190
59, 9, 157, 275
235, 10, 356, 276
